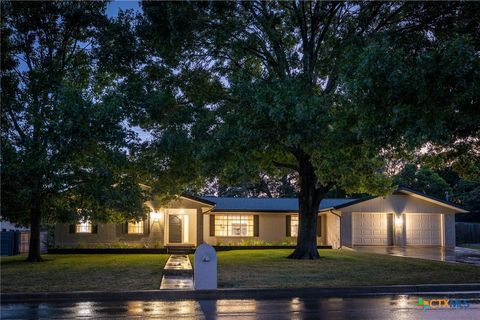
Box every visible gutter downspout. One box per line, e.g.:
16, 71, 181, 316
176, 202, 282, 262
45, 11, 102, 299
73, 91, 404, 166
330, 209, 342, 249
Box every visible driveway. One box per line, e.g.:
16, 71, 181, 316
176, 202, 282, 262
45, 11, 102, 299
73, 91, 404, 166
353, 246, 480, 266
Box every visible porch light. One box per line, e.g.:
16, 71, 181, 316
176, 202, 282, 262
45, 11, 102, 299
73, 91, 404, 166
395, 215, 403, 227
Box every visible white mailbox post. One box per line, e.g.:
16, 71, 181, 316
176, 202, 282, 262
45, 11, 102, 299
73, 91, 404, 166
194, 243, 217, 290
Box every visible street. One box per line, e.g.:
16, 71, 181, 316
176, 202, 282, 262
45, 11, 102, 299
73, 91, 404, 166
1, 294, 479, 319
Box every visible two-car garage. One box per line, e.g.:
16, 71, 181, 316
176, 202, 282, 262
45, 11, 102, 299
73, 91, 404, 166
331, 187, 466, 249
352, 212, 443, 246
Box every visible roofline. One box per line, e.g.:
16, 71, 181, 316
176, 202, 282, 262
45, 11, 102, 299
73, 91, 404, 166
329, 196, 376, 211
329, 186, 469, 213
180, 194, 216, 206
210, 209, 299, 213
210, 209, 333, 214
396, 186, 469, 213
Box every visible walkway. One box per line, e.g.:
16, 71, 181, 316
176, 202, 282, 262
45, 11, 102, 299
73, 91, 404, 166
159, 255, 194, 290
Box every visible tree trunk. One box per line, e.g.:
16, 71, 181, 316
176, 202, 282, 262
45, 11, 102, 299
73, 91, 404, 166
26, 205, 42, 262
288, 155, 323, 259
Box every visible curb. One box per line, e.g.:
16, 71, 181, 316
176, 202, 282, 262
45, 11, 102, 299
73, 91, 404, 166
2, 284, 480, 303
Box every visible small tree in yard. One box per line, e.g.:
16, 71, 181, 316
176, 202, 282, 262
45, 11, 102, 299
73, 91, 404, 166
1, 2, 148, 262
106, 1, 480, 259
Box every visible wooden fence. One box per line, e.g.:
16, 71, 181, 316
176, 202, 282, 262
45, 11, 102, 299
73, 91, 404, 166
456, 222, 480, 244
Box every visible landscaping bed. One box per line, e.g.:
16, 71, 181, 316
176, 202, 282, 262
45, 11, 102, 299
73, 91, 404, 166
47, 245, 332, 254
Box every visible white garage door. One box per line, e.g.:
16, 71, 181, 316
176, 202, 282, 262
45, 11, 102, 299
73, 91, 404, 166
405, 214, 442, 246
353, 213, 392, 245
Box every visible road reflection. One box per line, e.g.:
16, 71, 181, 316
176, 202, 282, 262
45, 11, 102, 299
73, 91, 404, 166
1, 294, 478, 319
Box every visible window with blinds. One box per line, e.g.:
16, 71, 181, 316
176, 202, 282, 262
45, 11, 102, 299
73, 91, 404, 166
290, 215, 299, 237
76, 221, 92, 233
215, 215, 254, 237
128, 220, 144, 234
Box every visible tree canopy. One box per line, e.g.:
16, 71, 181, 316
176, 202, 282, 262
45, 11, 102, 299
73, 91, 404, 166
1, 1, 148, 261
108, 1, 479, 258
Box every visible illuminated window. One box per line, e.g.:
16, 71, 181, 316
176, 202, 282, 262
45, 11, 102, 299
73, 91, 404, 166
128, 220, 144, 234
215, 215, 254, 237
76, 220, 92, 233
290, 215, 299, 237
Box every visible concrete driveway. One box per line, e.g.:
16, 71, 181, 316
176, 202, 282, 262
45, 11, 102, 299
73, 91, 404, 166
353, 246, 480, 266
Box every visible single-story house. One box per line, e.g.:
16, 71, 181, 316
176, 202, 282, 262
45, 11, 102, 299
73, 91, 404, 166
54, 187, 468, 249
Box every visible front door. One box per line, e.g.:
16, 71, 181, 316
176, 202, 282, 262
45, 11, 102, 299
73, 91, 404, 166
169, 215, 182, 243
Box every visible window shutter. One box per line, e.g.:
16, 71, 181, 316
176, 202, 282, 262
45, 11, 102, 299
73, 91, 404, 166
254, 215, 259, 237
286, 215, 291, 237
209, 214, 215, 237
69, 224, 76, 233
143, 218, 149, 235
122, 222, 128, 234
316, 216, 322, 237
92, 224, 98, 234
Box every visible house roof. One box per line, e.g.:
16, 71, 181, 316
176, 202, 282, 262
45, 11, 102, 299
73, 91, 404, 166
199, 196, 357, 212
191, 186, 468, 213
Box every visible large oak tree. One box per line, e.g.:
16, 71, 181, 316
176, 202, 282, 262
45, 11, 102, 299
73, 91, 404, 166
102, 1, 479, 259
1, 1, 148, 261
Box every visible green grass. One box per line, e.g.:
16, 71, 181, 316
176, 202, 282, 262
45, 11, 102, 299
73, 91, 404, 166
459, 244, 480, 251
1, 254, 168, 292
213, 249, 480, 288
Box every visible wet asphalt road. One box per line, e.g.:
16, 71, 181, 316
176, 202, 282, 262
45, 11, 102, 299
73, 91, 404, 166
1, 294, 479, 319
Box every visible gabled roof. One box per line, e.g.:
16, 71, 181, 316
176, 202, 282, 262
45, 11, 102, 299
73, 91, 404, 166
181, 194, 216, 206
394, 186, 469, 213
199, 196, 357, 212
327, 186, 468, 213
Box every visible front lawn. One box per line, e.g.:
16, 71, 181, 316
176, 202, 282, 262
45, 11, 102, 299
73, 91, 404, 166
1, 254, 168, 292
215, 249, 480, 288
2, 250, 479, 292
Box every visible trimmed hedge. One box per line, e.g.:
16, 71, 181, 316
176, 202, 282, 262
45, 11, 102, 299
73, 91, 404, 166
48, 245, 333, 254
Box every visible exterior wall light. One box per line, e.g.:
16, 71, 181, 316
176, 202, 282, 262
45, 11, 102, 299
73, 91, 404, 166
395, 215, 403, 227
150, 210, 163, 221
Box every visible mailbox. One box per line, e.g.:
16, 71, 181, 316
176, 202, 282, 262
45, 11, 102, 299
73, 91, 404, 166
194, 243, 217, 289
